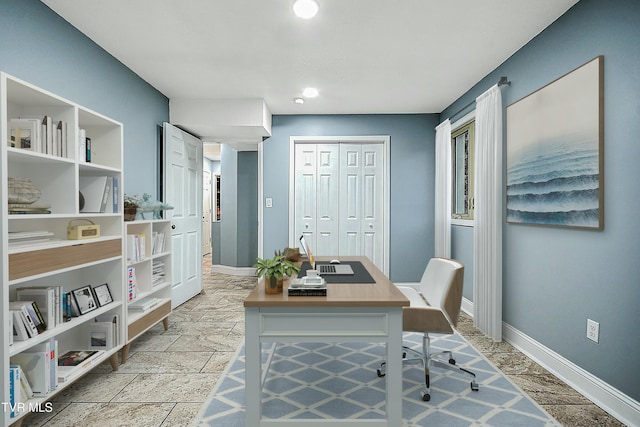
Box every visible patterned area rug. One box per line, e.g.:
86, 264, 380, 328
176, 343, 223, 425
193, 332, 559, 426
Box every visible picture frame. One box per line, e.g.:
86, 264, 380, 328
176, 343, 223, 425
506, 55, 604, 229
92, 283, 113, 307
71, 286, 98, 315
88, 323, 113, 350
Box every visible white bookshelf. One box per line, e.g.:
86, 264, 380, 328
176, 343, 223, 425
123, 220, 172, 363
1, 72, 124, 425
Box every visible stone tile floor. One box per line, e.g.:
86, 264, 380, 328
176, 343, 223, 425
19, 256, 624, 426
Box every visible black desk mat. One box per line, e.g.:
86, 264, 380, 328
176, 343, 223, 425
299, 261, 375, 283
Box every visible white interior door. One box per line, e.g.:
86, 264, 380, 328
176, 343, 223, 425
202, 170, 212, 256
294, 144, 339, 255
339, 144, 384, 268
294, 144, 317, 252
163, 122, 203, 308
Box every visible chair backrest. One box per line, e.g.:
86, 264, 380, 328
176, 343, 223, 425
418, 257, 464, 327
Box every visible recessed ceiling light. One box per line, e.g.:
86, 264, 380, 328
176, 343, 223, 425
302, 87, 319, 98
293, 97, 305, 104
293, 0, 319, 19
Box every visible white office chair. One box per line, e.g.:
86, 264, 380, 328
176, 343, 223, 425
377, 257, 478, 401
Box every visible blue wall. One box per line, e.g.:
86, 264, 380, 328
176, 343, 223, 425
237, 151, 258, 267
442, 0, 640, 401
262, 114, 439, 282
0, 0, 169, 197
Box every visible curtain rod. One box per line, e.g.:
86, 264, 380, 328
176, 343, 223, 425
447, 76, 511, 122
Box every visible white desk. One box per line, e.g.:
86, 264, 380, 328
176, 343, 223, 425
244, 256, 409, 426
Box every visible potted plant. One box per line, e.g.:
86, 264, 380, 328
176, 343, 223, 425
123, 194, 141, 221
254, 253, 301, 294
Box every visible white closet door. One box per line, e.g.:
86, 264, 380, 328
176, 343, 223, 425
339, 143, 384, 270
295, 144, 318, 252
315, 144, 339, 255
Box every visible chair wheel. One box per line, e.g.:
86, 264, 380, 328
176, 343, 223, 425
420, 390, 431, 401
471, 381, 479, 391
449, 358, 456, 365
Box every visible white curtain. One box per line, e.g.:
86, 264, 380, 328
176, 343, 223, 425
434, 119, 452, 258
473, 85, 503, 342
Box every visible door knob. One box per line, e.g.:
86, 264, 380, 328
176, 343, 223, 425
171, 224, 176, 230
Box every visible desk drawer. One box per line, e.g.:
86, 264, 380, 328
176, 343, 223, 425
260, 312, 389, 337
9, 239, 122, 280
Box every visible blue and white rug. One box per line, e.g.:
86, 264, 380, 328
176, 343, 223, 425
193, 332, 559, 426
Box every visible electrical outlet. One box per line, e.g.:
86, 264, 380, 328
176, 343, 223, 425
587, 319, 599, 343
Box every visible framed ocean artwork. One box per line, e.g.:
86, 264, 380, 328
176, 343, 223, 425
506, 56, 604, 229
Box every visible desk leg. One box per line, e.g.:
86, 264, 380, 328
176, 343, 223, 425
245, 308, 261, 426
386, 308, 403, 426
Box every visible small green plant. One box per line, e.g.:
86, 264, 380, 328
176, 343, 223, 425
254, 253, 300, 287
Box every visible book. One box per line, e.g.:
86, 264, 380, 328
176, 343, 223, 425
78, 128, 86, 161
9, 311, 14, 346
15, 364, 34, 400
287, 288, 328, 296
85, 136, 91, 162
128, 297, 161, 312
12, 311, 31, 341
11, 350, 49, 396
57, 350, 103, 383
9, 301, 39, 338
79, 175, 111, 213
22, 301, 47, 333
16, 287, 56, 331
57, 120, 68, 158
9, 365, 21, 417
127, 267, 137, 301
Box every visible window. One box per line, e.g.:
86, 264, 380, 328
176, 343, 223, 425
451, 120, 475, 220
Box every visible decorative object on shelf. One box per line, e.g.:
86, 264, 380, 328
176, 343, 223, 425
92, 283, 113, 307
124, 194, 141, 221
254, 252, 301, 294
8, 177, 41, 204
71, 286, 98, 315
67, 218, 101, 240
136, 193, 174, 220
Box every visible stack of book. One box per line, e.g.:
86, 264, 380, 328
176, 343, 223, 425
57, 349, 103, 383
287, 276, 328, 296
8, 204, 52, 215
8, 230, 56, 247
152, 261, 166, 287
129, 297, 161, 314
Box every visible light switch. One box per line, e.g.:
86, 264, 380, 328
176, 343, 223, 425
265, 197, 273, 208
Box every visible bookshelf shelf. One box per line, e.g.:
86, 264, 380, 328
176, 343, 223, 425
123, 220, 172, 364
1, 72, 125, 426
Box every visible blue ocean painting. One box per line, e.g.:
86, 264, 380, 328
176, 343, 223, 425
507, 134, 600, 227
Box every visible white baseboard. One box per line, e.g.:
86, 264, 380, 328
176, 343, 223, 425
461, 299, 639, 426
211, 264, 257, 277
